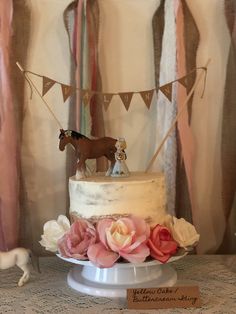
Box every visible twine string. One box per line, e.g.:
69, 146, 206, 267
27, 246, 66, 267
16, 62, 63, 129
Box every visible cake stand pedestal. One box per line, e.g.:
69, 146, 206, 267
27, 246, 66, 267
58, 254, 186, 298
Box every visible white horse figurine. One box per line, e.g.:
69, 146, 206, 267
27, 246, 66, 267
0, 248, 32, 286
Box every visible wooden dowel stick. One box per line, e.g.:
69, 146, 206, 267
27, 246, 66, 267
145, 58, 211, 172
16, 62, 63, 129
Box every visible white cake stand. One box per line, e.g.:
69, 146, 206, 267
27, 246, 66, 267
57, 252, 187, 298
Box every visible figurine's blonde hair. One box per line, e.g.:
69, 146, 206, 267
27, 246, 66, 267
116, 138, 127, 149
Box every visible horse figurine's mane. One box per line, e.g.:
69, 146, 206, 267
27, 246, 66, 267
69, 130, 88, 139
59, 129, 89, 140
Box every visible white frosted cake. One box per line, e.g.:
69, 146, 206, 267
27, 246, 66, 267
40, 131, 200, 271
69, 172, 166, 226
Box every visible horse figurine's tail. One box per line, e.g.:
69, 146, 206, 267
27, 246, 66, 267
29, 250, 41, 273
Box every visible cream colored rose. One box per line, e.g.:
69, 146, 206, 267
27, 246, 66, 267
39, 215, 70, 252
165, 216, 200, 250
89, 216, 150, 266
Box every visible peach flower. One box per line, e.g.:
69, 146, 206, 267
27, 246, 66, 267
58, 218, 97, 259
147, 224, 178, 263
88, 216, 150, 268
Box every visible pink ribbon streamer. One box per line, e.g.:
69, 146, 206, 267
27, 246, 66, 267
74, 0, 84, 131
0, 0, 19, 250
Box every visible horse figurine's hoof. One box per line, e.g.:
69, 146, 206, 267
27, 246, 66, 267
18, 275, 29, 287
105, 167, 112, 176
75, 170, 86, 180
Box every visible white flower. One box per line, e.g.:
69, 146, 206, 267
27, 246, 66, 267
164, 215, 200, 250
39, 215, 70, 252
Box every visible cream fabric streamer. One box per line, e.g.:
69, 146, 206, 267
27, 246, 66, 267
186, 0, 230, 253
99, 0, 161, 171
20, 0, 72, 254
151, 0, 177, 215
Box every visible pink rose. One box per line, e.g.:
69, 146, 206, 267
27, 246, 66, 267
87, 242, 120, 268
147, 225, 178, 263
88, 216, 150, 268
58, 219, 97, 259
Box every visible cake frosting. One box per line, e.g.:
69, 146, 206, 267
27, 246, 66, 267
69, 171, 166, 226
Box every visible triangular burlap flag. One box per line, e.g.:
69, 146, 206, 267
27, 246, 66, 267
178, 75, 188, 88
140, 89, 155, 109
159, 83, 172, 102
42, 76, 56, 96
61, 84, 74, 102
101, 93, 114, 111
119, 92, 133, 111
81, 90, 93, 106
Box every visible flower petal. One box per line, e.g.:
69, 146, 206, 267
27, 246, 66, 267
121, 234, 147, 253
151, 252, 171, 263
159, 228, 172, 241
97, 219, 114, 248
106, 229, 132, 252
57, 215, 71, 231
130, 215, 150, 238
87, 242, 119, 268
117, 217, 135, 233
58, 235, 71, 257
159, 240, 178, 255
147, 239, 164, 257
120, 243, 150, 263
71, 219, 86, 236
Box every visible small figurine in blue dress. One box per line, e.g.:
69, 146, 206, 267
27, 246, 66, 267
111, 138, 130, 177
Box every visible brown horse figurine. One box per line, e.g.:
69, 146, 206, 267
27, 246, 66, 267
59, 129, 117, 178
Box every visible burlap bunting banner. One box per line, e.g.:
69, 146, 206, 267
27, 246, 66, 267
81, 90, 93, 106
24, 66, 207, 111
159, 83, 172, 102
101, 93, 114, 111
61, 84, 74, 102
140, 89, 155, 109
42, 76, 56, 96
119, 92, 134, 111
178, 76, 188, 88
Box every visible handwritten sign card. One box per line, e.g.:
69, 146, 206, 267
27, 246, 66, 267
127, 286, 201, 310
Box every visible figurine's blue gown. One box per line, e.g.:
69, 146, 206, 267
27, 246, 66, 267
111, 151, 129, 177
